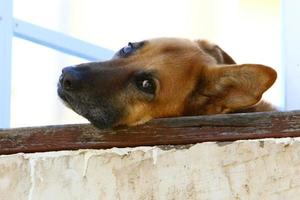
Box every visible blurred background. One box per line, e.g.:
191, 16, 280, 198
1, 0, 298, 128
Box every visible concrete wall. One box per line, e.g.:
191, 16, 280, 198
1, 138, 300, 200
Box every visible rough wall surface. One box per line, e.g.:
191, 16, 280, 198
1, 138, 300, 200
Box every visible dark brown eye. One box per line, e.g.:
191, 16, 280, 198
135, 74, 156, 95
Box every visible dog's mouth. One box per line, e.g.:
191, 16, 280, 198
57, 83, 70, 107
57, 82, 124, 128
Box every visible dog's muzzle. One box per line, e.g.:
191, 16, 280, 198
57, 65, 125, 128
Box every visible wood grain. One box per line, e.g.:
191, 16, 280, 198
1, 111, 300, 155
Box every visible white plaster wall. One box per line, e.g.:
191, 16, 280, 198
1, 138, 300, 200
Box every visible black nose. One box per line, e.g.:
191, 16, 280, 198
60, 66, 82, 91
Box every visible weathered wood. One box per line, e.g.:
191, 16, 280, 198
0, 111, 300, 155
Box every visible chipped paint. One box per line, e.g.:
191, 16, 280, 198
27, 158, 36, 200
152, 148, 158, 165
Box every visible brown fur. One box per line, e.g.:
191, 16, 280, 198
58, 37, 277, 128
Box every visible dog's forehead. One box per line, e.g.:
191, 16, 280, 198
133, 38, 201, 61
138, 38, 219, 67
146, 37, 198, 49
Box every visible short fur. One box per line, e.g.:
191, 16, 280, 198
57, 38, 277, 128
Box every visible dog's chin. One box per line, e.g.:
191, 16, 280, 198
77, 102, 123, 127
58, 92, 120, 129
81, 109, 123, 128
57, 86, 124, 129
67, 104, 117, 128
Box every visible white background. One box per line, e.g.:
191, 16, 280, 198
11, 0, 287, 127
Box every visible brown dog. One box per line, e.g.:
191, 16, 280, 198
57, 38, 277, 128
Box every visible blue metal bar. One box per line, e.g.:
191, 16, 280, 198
13, 19, 114, 61
0, 0, 13, 128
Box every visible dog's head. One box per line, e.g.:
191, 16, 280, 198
57, 38, 276, 128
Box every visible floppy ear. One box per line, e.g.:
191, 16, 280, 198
199, 64, 277, 113
196, 40, 236, 64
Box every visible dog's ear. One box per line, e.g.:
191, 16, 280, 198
195, 64, 277, 113
196, 40, 236, 64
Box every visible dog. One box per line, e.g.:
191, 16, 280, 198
57, 38, 277, 128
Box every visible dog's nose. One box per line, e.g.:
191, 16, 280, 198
60, 66, 82, 91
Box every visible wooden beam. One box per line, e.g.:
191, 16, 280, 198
1, 111, 300, 155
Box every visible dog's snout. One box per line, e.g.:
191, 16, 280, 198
60, 66, 82, 91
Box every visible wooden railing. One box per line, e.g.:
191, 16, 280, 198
0, 110, 300, 155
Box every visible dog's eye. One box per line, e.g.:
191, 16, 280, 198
115, 41, 145, 58
120, 42, 134, 56
135, 76, 156, 95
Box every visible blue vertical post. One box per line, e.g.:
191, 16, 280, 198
282, 0, 300, 110
0, 0, 13, 128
